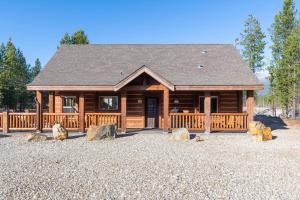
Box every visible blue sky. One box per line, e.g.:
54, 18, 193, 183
0, 0, 298, 92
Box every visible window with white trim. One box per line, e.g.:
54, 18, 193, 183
99, 96, 118, 110
199, 96, 218, 113
62, 96, 76, 113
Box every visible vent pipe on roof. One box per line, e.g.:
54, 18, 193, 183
197, 65, 204, 69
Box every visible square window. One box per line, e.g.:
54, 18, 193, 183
99, 96, 118, 110
62, 96, 76, 113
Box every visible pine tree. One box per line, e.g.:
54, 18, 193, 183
60, 33, 71, 45
71, 30, 89, 44
269, 0, 298, 116
0, 39, 31, 110
59, 30, 89, 47
240, 15, 266, 73
280, 28, 300, 117
30, 58, 41, 80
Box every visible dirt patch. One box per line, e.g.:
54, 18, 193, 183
283, 119, 300, 128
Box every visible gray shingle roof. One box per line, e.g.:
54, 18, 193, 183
29, 44, 261, 86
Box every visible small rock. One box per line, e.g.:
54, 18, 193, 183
27, 133, 48, 142
195, 136, 201, 142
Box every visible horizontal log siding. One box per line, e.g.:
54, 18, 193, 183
170, 92, 197, 113
54, 92, 62, 113
218, 91, 240, 113
126, 91, 144, 128
84, 92, 97, 112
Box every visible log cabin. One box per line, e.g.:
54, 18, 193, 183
27, 44, 263, 133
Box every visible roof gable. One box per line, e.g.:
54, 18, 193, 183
114, 66, 174, 91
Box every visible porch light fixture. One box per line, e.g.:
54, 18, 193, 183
138, 99, 142, 104
174, 99, 179, 104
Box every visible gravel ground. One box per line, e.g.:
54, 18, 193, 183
0, 127, 300, 200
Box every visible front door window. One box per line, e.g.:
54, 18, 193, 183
146, 98, 158, 128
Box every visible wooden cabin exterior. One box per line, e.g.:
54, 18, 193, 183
27, 44, 263, 133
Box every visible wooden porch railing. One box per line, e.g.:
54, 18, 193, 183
9, 113, 37, 130
170, 113, 205, 131
211, 113, 248, 131
1, 112, 248, 132
42, 113, 79, 130
85, 113, 121, 129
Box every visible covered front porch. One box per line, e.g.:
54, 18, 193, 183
32, 88, 254, 133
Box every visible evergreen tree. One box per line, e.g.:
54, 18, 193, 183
240, 15, 266, 73
0, 39, 31, 110
60, 33, 71, 45
59, 30, 89, 46
71, 30, 89, 44
269, 0, 298, 116
30, 58, 41, 80
280, 28, 300, 117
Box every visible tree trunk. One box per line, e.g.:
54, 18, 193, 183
292, 68, 296, 119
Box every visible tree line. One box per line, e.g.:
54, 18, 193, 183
239, 0, 300, 118
0, 30, 89, 111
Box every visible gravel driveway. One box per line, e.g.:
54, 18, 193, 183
0, 128, 300, 200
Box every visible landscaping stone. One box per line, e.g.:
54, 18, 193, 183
249, 121, 266, 135
52, 123, 68, 140
171, 128, 190, 141
195, 136, 201, 142
27, 133, 48, 142
86, 124, 117, 141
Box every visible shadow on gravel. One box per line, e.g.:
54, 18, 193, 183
272, 136, 278, 140
190, 134, 196, 139
117, 132, 137, 138
0, 134, 11, 138
255, 115, 288, 131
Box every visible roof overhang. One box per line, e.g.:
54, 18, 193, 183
175, 85, 264, 91
27, 85, 115, 91
27, 84, 263, 91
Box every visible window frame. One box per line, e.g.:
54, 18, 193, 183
199, 96, 218, 113
98, 96, 119, 111
62, 96, 77, 113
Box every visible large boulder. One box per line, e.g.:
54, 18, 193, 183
249, 121, 266, 135
87, 124, 117, 141
52, 123, 68, 141
171, 128, 190, 141
27, 133, 48, 142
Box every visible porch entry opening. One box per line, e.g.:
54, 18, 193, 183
199, 96, 218, 113
145, 97, 159, 128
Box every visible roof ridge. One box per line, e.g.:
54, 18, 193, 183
61, 43, 234, 46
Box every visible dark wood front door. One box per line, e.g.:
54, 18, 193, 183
146, 97, 158, 128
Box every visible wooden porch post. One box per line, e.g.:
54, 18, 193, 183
163, 88, 169, 133
204, 91, 211, 133
237, 91, 243, 113
3, 111, 9, 133
121, 91, 127, 133
48, 91, 54, 113
246, 90, 254, 124
79, 93, 85, 133
36, 91, 43, 132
